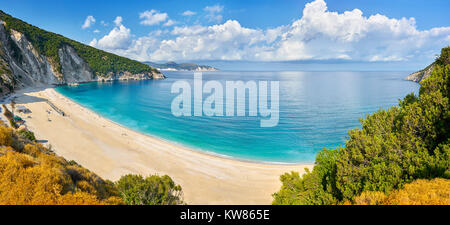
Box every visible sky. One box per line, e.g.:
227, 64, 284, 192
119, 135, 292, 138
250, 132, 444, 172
1, 0, 450, 70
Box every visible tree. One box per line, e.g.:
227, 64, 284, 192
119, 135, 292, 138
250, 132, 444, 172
273, 148, 341, 205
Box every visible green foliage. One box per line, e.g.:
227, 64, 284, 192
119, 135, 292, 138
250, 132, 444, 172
0, 63, 11, 75
17, 129, 36, 142
273, 47, 450, 204
435, 46, 450, 66
273, 148, 341, 205
116, 174, 184, 205
2, 104, 17, 128
0, 10, 159, 76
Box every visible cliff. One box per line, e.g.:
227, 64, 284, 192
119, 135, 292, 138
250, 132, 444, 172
405, 63, 435, 83
0, 10, 164, 96
405, 47, 450, 83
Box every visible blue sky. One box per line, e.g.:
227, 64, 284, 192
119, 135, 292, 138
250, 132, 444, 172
2, 0, 449, 41
1, 0, 449, 69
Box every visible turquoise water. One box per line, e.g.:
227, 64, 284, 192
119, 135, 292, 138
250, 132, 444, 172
55, 71, 420, 163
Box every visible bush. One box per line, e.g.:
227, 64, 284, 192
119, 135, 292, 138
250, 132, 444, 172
353, 191, 387, 205
116, 174, 184, 205
384, 178, 450, 205
2, 104, 17, 128
0, 125, 13, 146
0, 122, 124, 205
272, 148, 340, 205
351, 178, 450, 205
17, 129, 36, 142
0, 151, 123, 205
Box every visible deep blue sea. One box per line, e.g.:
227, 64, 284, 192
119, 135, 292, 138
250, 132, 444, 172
55, 71, 420, 163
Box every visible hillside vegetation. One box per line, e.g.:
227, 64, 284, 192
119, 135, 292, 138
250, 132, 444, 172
0, 122, 183, 205
352, 178, 449, 205
273, 47, 450, 205
0, 10, 159, 76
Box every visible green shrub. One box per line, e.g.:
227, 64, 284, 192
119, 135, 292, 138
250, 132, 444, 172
2, 104, 17, 128
116, 174, 184, 205
273, 47, 450, 205
273, 148, 341, 205
17, 129, 36, 142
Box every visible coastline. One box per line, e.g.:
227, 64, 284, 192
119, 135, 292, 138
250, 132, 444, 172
5, 87, 313, 204
54, 86, 306, 166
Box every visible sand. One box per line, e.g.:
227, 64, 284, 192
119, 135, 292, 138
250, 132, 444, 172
5, 87, 313, 205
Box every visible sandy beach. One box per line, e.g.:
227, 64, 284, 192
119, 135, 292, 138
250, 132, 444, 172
4, 87, 312, 205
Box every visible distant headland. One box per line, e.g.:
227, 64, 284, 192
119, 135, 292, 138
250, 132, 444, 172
143, 61, 219, 71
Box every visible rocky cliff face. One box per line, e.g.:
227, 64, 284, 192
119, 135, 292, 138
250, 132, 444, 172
405, 64, 435, 83
58, 44, 94, 83
0, 21, 163, 97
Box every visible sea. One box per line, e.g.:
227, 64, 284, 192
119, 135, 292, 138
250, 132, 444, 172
55, 70, 420, 163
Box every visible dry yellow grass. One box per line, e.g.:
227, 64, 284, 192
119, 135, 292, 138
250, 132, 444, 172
352, 178, 450, 205
0, 123, 123, 205
385, 178, 450, 205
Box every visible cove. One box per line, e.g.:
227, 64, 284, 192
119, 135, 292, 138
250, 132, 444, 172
55, 70, 420, 163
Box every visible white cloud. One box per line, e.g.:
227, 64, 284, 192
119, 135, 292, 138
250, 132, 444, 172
204, 5, 224, 23
182, 10, 196, 16
267, 0, 450, 61
90, 24, 131, 50
150, 30, 164, 36
171, 25, 207, 36
93, 29, 100, 33
90, 0, 450, 63
89, 38, 98, 46
82, 15, 96, 29
204, 5, 224, 13
141, 20, 272, 61
139, 10, 168, 26
164, 19, 176, 27
114, 16, 123, 26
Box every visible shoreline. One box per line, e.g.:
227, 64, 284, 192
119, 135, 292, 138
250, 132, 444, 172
55, 86, 310, 166
5, 86, 313, 204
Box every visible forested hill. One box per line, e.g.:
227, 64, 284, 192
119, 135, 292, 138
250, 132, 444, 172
0, 10, 163, 95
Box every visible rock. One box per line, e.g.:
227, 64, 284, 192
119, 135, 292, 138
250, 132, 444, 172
405, 64, 434, 83
58, 45, 94, 83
